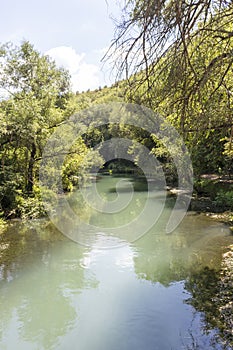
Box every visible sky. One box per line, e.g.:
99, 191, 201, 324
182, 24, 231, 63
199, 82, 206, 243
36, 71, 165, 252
0, 0, 123, 92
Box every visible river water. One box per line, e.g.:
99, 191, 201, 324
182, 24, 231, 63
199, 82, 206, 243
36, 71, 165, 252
0, 175, 233, 350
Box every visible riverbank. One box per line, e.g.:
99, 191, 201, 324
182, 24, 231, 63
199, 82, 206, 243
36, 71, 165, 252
168, 172, 233, 227
191, 174, 233, 213
213, 244, 233, 348
204, 212, 233, 229
0, 218, 6, 232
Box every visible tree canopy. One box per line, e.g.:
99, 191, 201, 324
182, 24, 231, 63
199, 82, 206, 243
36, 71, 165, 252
105, 0, 233, 174
1, 4, 233, 219
0, 42, 74, 217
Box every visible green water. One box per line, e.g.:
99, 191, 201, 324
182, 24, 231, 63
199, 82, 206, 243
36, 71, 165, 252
0, 176, 233, 350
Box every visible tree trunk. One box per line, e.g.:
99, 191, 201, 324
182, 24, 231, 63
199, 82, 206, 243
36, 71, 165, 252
26, 141, 36, 193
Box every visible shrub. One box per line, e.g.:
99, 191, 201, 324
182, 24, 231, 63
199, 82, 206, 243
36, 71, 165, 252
15, 195, 46, 220
214, 190, 233, 210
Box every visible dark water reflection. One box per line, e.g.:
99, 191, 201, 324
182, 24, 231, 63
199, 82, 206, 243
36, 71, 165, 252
0, 176, 233, 350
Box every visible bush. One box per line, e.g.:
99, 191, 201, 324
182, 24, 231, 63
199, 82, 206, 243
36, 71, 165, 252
214, 190, 233, 210
15, 194, 46, 220
194, 178, 216, 199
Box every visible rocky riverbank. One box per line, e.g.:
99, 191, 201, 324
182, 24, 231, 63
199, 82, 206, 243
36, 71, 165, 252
213, 245, 233, 348
167, 180, 233, 227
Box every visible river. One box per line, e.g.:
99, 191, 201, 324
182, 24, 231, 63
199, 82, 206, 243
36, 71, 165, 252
0, 175, 232, 350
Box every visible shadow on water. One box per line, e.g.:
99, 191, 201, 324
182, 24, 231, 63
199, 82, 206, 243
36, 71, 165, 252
131, 211, 233, 349
184, 267, 233, 349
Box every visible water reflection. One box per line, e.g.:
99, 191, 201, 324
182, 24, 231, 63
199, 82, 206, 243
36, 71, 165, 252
0, 222, 98, 350
58, 175, 167, 247
0, 176, 233, 349
185, 266, 233, 349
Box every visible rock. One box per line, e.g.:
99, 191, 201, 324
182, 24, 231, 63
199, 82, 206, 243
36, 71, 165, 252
213, 247, 233, 345
190, 197, 218, 212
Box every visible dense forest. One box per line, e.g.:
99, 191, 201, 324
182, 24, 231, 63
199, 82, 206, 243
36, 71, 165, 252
0, 0, 233, 224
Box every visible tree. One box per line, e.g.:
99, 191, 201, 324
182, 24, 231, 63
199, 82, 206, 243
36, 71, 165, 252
106, 1, 233, 174
107, 1, 233, 120
0, 41, 71, 215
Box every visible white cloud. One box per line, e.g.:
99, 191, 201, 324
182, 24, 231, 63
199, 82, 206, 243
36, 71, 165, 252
71, 62, 101, 92
46, 46, 85, 74
45, 46, 103, 92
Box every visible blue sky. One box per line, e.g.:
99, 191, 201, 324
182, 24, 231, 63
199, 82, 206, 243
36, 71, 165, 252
0, 0, 122, 91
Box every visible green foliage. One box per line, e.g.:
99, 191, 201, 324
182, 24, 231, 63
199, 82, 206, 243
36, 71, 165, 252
1, 16, 233, 218
223, 137, 233, 158
62, 144, 104, 191
108, 2, 233, 177
104, 159, 141, 175
215, 190, 233, 210
0, 41, 90, 219
194, 178, 217, 198
0, 216, 6, 232
0, 41, 121, 219
0, 40, 71, 194
15, 195, 46, 220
